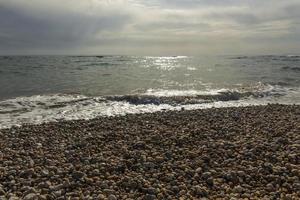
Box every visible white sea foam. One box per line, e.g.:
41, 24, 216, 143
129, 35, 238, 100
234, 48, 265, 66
187, 67, 197, 71
143, 82, 279, 97
0, 94, 175, 129
0, 85, 299, 129
143, 88, 229, 97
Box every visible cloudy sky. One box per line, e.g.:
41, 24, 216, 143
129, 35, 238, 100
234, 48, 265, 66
0, 0, 300, 55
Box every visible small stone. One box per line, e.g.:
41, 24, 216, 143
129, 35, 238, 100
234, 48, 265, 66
237, 171, 246, 178
172, 186, 180, 193
202, 172, 211, 180
233, 185, 244, 193
144, 194, 156, 200
72, 171, 86, 180
92, 169, 100, 175
195, 167, 202, 174
53, 190, 63, 197
38, 195, 47, 200
41, 169, 49, 176
157, 193, 164, 199
224, 172, 238, 183
108, 194, 117, 200
36, 143, 42, 147
276, 138, 288, 145
293, 183, 300, 190
155, 156, 164, 163
206, 178, 214, 186
0, 188, 5, 195
192, 186, 208, 197
29, 159, 35, 167
37, 182, 50, 189
133, 141, 146, 149
8, 196, 20, 200
24, 193, 38, 200
104, 189, 115, 194
266, 183, 275, 192
147, 187, 157, 195
97, 194, 106, 200
50, 184, 64, 192
20, 169, 35, 178
282, 195, 293, 200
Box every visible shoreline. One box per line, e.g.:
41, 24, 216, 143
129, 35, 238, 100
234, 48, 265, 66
0, 104, 299, 199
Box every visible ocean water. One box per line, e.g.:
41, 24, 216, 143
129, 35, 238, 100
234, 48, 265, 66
0, 55, 299, 129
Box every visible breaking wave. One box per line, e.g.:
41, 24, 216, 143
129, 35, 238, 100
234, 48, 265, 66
0, 83, 299, 129
281, 66, 300, 72
231, 55, 300, 61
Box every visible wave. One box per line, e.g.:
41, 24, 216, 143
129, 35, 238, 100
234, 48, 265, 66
286, 55, 300, 58
145, 56, 188, 59
0, 94, 97, 114
0, 84, 299, 129
281, 66, 300, 72
231, 56, 249, 59
143, 89, 222, 97
82, 62, 120, 67
231, 55, 300, 61
143, 83, 287, 98
69, 55, 108, 58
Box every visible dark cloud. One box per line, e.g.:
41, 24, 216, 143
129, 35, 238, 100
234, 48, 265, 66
0, 0, 299, 55
282, 3, 300, 20
0, 2, 132, 52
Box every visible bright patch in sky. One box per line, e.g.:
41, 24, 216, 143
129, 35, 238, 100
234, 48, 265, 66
0, 0, 300, 55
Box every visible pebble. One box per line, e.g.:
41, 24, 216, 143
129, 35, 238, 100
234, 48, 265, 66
195, 167, 202, 174
108, 194, 117, 200
233, 185, 244, 193
97, 194, 106, 199
144, 194, 156, 200
23, 193, 38, 200
0, 188, 5, 195
41, 169, 49, 176
266, 183, 275, 192
0, 105, 299, 199
192, 186, 208, 197
202, 172, 212, 180
72, 171, 86, 180
146, 187, 157, 195
206, 177, 214, 186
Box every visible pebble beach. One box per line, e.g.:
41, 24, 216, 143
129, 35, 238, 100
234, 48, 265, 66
0, 104, 299, 199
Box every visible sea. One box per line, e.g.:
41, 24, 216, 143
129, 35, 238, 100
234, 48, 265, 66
0, 55, 299, 129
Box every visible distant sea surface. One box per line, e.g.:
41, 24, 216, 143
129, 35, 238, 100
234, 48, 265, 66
0, 55, 299, 128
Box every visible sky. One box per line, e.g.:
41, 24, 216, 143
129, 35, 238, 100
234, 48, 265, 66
0, 0, 300, 55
